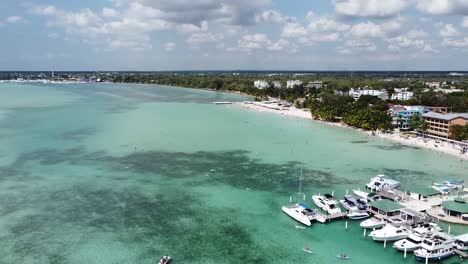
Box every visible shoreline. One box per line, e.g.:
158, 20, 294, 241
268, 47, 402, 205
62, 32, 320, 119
234, 102, 468, 161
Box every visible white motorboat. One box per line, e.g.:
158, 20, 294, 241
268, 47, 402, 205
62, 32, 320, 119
454, 233, 468, 251
393, 224, 440, 252
340, 195, 368, 211
158, 256, 171, 264
369, 224, 409, 241
347, 211, 369, 220
312, 194, 341, 215
282, 203, 317, 226
352, 190, 382, 202
414, 233, 455, 262
365, 175, 400, 191
360, 217, 386, 229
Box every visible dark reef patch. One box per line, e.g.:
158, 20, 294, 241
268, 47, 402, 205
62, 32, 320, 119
373, 143, 421, 151
350, 141, 369, 144
60, 127, 97, 141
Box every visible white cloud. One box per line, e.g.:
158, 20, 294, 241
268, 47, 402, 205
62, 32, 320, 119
47, 33, 59, 39
440, 24, 460, 37
255, 9, 292, 24
164, 42, 176, 51
463, 16, 468, 27
6, 16, 23, 23
349, 22, 384, 38
442, 37, 468, 48
334, 0, 408, 18
416, 0, 468, 16
282, 13, 349, 43
102, 8, 119, 17
423, 44, 440, 53
345, 39, 377, 51
235, 33, 295, 52
186, 32, 223, 45
176, 21, 208, 33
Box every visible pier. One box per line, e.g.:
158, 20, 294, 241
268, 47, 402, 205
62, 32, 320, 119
324, 212, 348, 221
454, 249, 468, 258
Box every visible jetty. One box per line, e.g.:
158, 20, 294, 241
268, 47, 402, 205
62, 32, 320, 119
454, 248, 468, 258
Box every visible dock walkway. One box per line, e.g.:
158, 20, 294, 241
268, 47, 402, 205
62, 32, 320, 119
454, 249, 468, 258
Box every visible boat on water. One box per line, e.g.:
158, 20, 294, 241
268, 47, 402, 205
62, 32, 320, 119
360, 217, 386, 229
336, 254, 350, 259
352, 190, 382, 202
340, 195, 369, 220
414, 233, 455, 262
312, 194, 342, 215
369, 224, 409, 241
454, 233, 468, 251
393, 224, 441, 252
365, 175, 400, 192
303, 245, 313, 254
158, 256, 171, 264
282, 203, 318, 226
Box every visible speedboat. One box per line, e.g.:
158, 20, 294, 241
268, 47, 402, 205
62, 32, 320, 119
336, 254, 350, 260
414, 233, 455, 262
360, 217, 386, 229
352, 190, 382, 203
347, 211, 369, 220
158, 256, 171, 264
282, 203, 317, 226
312, 194, 341, 215
454, 233, 468, 251
393, 224, 440, 252
369, 224, 409, 241
340, 195, 368, 211
365, 175, 400, 191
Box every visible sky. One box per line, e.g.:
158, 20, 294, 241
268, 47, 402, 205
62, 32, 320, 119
1, 0, 468, 71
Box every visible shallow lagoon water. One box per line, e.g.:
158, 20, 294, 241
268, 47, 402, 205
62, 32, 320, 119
0, 82, 466, 264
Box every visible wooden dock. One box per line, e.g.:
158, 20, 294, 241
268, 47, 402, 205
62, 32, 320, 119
325, 212, 348, 221
454, 249, 468, 258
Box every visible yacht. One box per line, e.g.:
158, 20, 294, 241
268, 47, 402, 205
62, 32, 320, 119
282, 203, 318, 226
352, 190, 382, 202
312, 194, 342, 215
369, 224, 409, 241
414, 233, 455, 262
360, 217, 386, 229
340, 196, 369, 220
365, 175, 400, 191
454, 233, 468, 251
393, 224, 441, 252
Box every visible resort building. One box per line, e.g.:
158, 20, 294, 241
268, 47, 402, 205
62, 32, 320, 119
425, 81, 441, 88
422, 112, 468, 138
306, 81, 323, 89
389, 105, 427, 130
429, 107, 450, 114
349, 88, 389, 100
254, 80, 269, 89
441, 198, 468, 221
272, 81, 282, 89
368, 200, 404, 217
286, 80, 303, 88
391, 91, 414, 101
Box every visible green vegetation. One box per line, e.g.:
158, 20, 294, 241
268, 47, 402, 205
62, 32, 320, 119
407, 113, 429, 132
449, 124, 468, 141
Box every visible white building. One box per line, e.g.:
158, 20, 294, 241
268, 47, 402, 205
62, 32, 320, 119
391, 91, 414, 101
272, 81, 282, 88
254, 80, 269, 89
425, 82, 440, 88
286, 80, 303, 88
434, 88, 464, 94
306, 81, 323, 89
349, 88, 388, 100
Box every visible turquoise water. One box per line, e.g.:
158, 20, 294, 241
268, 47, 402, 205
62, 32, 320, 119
0, 82, 466, 264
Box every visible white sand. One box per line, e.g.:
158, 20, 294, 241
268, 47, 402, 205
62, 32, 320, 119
235, 102, 468, 160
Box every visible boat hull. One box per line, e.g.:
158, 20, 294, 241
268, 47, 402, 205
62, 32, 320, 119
360, 218, 386, 229
393, 241, 420, 252
282, 207, 312, 226
414, 252, 453, 262
371, 234, 409, 242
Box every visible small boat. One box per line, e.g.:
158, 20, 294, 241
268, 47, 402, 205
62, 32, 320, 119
369, 224, 409, 242
312, 194, 341, 215
336, 254, 350, 259
360, 217, 386, 229
365, 175, 400, 191
347, 211, 370, 220
414, 233, 455, 261
158, 256, 171, 264
282, 203, 317, 226
454, 233, 468, 251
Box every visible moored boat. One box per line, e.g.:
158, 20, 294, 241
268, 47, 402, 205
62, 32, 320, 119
158, 256, 171, 264
312, 194, 341, 215
414, 233, 455, 262
282, 203, 317, 226
393, 224, 440, 252
369, 224, 409, 241
365, 175, 400, 191
454, 233, 468, 251
360, 217, 386, 229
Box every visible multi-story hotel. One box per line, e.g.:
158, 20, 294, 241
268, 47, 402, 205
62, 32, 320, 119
422, 112, 468, 138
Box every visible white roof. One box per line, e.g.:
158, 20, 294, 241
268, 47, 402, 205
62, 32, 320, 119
456, 233, 468, 242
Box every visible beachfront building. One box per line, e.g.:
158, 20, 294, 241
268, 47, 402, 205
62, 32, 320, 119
389, 105, 427, 130
254, 80, 269, 89
272, 81, 282, 88
425, 81, 441, 88
286, 80, 303, 88
368, 200, 404, 217
441, 198, 468, 220
391, 91, 414, 101
422, 112, 468, 138
306, 81, 323, 89
349, 88, 389, 100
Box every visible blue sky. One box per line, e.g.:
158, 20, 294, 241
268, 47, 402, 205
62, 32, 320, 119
1, 0, 468, 71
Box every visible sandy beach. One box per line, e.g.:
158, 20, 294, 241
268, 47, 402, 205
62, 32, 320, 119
235, 102, 468, 161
